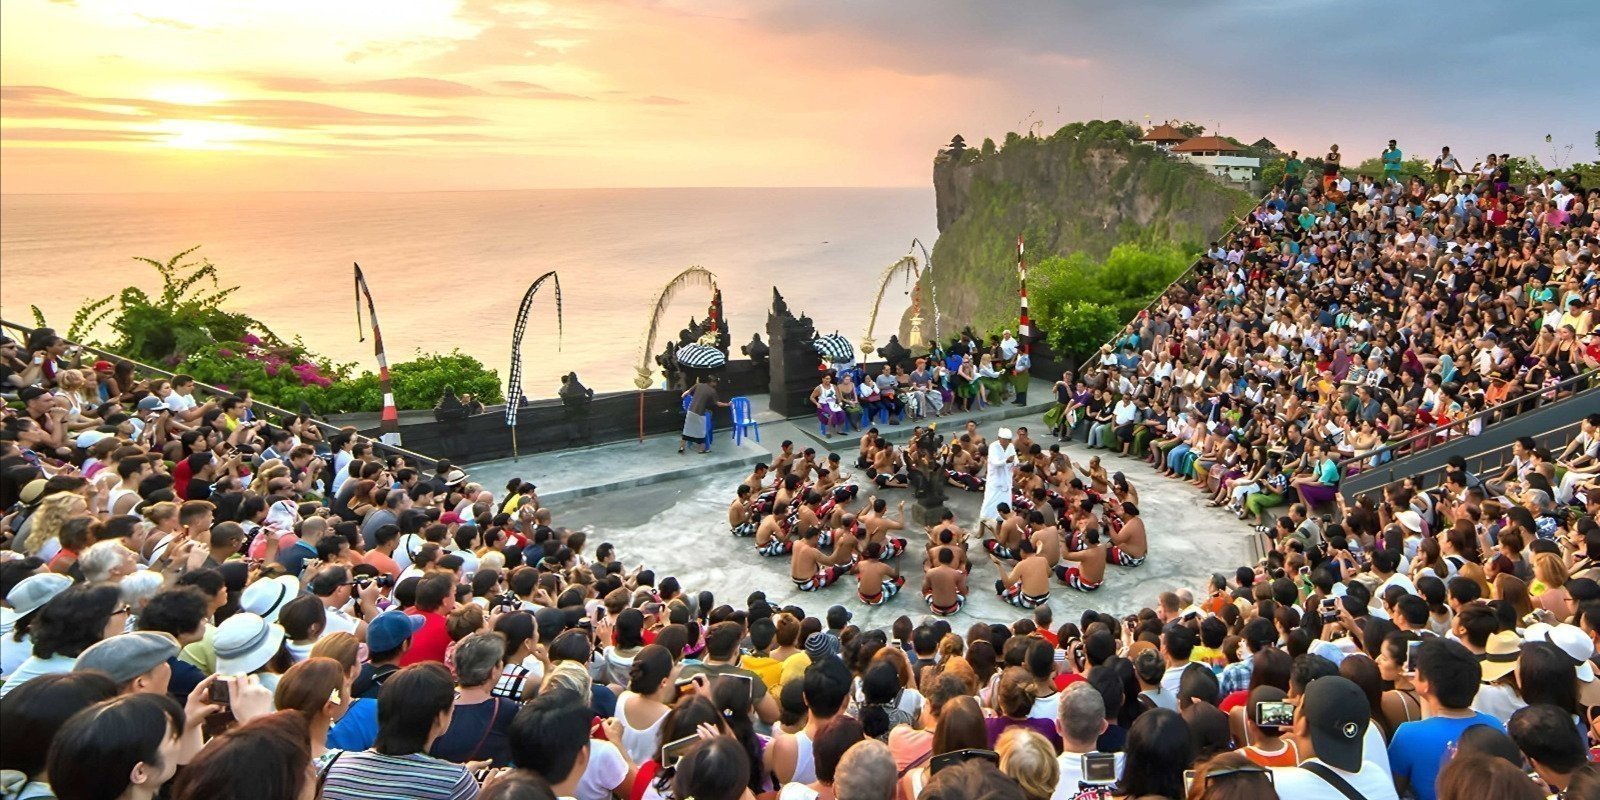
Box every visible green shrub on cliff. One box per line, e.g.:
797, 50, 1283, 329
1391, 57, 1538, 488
926, 122, 1250, 337
1029, 242, 1196, 363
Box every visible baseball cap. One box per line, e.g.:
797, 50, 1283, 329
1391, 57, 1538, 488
74, 631, 179, 683
1300, 676, 1370, 771
92, 360, 114, 373
18, 387, 47, 403
6, 572, 73, 616
136, 395, 165, 412
366, 610, 426, 653
826, 605, 853, 630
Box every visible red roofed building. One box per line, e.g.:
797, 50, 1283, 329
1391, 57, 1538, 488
1170, 136, 1259, 184
1140, 123, 1189, 151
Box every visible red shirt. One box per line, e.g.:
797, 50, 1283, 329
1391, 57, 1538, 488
1053, 672, 1087, 691
399, 610, 450, 666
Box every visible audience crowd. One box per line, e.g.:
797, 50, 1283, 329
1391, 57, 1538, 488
0, 142, 1598, 800
1049, 143, 1598, 533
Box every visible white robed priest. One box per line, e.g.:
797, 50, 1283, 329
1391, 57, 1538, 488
979, 427, 1017, 535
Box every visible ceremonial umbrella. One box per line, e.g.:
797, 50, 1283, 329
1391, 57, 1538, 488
675, 343, 728, 369
811, 333, 855, 362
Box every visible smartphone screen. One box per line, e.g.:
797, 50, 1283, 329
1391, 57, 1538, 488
208, 676, 231, 705
1405, 640, 1423, 674
661, 734, 699, 767
717, 672, 755, 700
1255, 701, 1295, 728
1082, 752, 1118, 784
1183, 770, 1196, 795
675, 677, 700, 700
1320, 597, 1338, 620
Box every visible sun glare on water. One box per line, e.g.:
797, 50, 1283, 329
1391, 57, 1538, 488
156, 119, 266, 150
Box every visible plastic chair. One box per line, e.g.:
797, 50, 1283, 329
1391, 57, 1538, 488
731, 396, 760, 445
681, 393, 712, 446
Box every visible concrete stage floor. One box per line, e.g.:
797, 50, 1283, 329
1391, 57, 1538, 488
462, 386, 1254, 627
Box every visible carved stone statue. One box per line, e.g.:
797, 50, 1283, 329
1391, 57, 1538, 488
433, 385, 470, 423
905, 425, 949, 525
876, 335, 910, 369
742, 333, 770, 367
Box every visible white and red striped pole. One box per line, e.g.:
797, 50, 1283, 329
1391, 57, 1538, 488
353, 263, 399, 438
1017, 235, 1030, 356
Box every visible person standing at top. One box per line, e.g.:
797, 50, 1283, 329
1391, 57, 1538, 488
1434, 146, 1462, 188
1382, 139, 1403, 185
680, 376, 729, 455
1322, 144, 1341, 191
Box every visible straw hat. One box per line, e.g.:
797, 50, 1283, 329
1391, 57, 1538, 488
1479, 630, 1522, 683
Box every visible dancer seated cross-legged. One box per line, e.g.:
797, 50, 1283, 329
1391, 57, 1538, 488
994, 538, 1051, 608
1055, 527, 1107, 591
790, 526, 851, 591
855, 543, 904, 606
922, 547, 968, 615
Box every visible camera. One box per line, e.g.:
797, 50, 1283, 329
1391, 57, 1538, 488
355, 574, 395, 590
494, 591, 520, 608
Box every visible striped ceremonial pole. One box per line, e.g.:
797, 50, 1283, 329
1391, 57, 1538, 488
1017, 235, 1030, 355
353, 263, 400, 439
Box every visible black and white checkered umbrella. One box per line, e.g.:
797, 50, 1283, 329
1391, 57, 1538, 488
811, 333, 855, 362
675, 343, 728, 369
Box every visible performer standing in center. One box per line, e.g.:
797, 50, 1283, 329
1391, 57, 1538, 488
978, 427, 1017, 536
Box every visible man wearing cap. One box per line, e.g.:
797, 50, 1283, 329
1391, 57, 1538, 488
73, 631, 179, 695
354, 609, 426, 702
1270, 676, 1399, 799
978, 428, 1017, 535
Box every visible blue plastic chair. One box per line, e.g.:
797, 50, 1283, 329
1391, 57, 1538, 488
680, 393, 712, 446
730, 396, 760, 445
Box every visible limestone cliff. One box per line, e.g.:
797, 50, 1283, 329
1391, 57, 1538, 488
921, 128, 1251, 334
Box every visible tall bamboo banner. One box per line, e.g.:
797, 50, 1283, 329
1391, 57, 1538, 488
352, 263, 398, 440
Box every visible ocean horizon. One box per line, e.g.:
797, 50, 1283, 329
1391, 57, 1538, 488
0, 187, 937, 398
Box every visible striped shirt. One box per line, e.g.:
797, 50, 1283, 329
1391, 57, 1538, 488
319, 750, 479, 800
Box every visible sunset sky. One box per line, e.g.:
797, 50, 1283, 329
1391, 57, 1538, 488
2, 0, 1594, 193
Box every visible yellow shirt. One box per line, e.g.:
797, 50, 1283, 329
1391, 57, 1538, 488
780, 652, 811, 687
742, 654, 784, 694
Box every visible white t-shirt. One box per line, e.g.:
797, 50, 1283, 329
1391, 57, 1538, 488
576, 739, 629, 800
1271, 758, 1399, 800
1051, 750, 1124, 800
166, 391, 198, 414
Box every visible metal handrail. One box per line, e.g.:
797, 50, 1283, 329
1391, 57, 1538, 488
1334, 368, 1597, 478
1, 318, 441, 468
1347, 416, 1587, 498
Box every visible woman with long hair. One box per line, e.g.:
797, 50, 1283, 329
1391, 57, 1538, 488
900, 695, 987, 799
1114, 707, 1191, 800
633, 696, 726, 800
1184, 751, 1280, 800
1375, 632, 1423, 737
21, 492, 89, 559
1531, 552, 1572, 619
617, 645, 676, 765
273, 656, 349, 760
712, 672, 769, 795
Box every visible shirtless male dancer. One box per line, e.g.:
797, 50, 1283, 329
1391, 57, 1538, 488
729, 485, 756, 537
995, 538, 1051, 609
1055, 527, 1108, 591
791, 526, 851, 591
855, 543, 905, 606
754, 514, 793, 557
981, 504, 1026, 560
1106, 502, 1147, 567
859, 497, 907, 559
922, 548, 969, 616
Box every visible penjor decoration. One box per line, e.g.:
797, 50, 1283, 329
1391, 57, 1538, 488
1017, 235, 1030, 358
634, 267, 722, 441
504, 271, 564, 459
352, 263, 399, 441
860, 252, 934, 359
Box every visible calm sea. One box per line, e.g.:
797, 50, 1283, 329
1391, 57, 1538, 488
0, 188, 936, 396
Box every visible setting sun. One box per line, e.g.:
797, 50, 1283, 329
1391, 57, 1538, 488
156, 119, 266, 150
